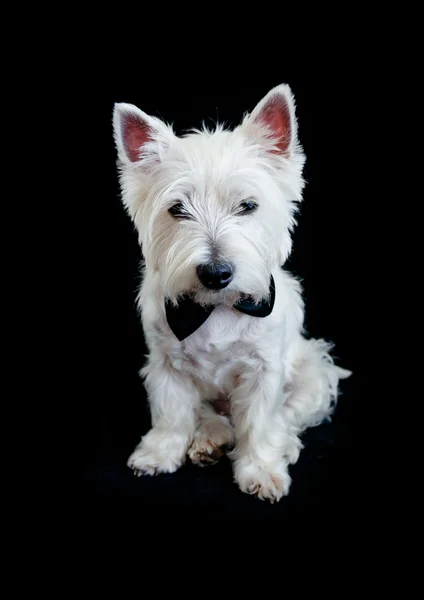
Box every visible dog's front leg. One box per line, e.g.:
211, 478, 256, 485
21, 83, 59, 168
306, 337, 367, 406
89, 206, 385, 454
231, 361, 293, 503
128, 352, 199, 475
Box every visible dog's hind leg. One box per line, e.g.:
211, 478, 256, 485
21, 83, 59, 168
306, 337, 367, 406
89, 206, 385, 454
282, 337, 352, 432
187, 401, 234, 467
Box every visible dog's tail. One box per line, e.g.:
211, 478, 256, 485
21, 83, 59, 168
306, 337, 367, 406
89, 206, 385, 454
283, 337, 352, 431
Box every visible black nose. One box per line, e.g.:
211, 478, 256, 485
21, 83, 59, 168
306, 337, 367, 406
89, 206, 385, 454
196, 262, 234, 290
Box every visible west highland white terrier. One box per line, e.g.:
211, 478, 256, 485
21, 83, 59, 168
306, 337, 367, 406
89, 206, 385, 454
112, 84, 351, 502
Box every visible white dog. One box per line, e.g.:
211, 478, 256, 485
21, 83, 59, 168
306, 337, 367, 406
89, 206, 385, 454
112, 84, 351, 502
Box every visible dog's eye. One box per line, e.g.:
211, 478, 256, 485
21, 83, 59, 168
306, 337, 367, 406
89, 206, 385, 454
168, 203, 190, 219
238, 200, 258, 215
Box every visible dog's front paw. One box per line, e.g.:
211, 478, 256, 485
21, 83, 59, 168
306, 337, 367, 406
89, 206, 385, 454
234, 458, 291, 503
128, 428, 189, 476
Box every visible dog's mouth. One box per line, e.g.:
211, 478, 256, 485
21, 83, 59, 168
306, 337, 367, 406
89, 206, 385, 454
188, 285, 242, 308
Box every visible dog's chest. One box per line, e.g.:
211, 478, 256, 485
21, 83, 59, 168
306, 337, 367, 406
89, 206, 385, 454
169, 306, 253, 391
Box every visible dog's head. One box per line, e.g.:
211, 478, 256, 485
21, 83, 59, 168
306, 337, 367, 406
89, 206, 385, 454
113, 85, 306, 306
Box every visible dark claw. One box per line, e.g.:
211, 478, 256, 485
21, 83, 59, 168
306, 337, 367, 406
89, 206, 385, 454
197, 457, 219, 467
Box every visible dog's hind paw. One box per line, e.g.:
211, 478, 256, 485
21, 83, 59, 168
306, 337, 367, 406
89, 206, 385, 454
188, 413, 234, 467
188, 438, 227, 466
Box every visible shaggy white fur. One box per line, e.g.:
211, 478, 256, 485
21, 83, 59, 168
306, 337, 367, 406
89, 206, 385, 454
112, 84, 351, 502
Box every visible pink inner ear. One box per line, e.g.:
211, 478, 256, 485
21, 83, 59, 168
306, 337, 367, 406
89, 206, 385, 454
255, 96, 292, 154
121, 113, 152, 162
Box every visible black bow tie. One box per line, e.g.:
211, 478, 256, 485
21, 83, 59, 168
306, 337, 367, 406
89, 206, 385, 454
165, 275, 276, 341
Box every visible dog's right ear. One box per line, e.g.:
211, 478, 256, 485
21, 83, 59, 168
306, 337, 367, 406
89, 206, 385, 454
113, 103, 174, 166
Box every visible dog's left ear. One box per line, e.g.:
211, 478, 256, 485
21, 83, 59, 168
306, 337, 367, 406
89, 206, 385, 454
244, 84, 298, 157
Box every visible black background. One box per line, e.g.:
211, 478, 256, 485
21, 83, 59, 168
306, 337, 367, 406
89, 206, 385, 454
80, 71, 362, 536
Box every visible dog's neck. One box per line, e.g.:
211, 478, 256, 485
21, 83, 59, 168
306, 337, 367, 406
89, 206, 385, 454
164, 275, 276, 341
